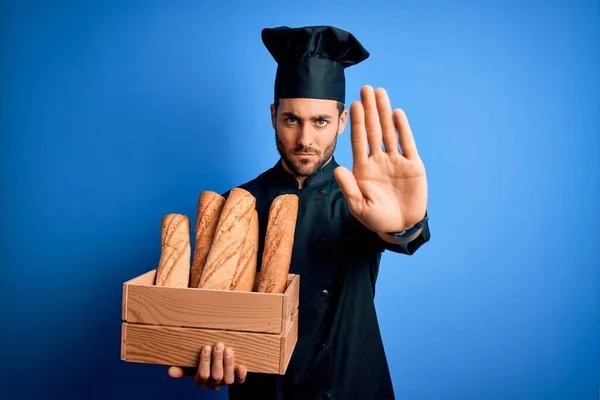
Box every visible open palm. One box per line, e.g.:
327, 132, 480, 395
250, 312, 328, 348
334, 86, 428, 233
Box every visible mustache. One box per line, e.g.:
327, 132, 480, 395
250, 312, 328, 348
292, 146, 320, 155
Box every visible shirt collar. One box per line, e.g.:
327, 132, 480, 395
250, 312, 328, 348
271, 156, 339, 188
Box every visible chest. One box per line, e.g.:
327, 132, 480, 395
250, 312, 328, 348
254, 183, 349, 278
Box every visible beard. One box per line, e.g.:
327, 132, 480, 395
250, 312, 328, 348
275, 128, 338, 177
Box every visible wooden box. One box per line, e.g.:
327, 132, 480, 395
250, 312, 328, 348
121, 269, 299, 375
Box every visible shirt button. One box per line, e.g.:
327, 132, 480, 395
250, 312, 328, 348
324, 392, 332, 399
318, 187, 327, 194
321, 343, 327, 349
321, 289, 329, 297
319, 235, 328, 244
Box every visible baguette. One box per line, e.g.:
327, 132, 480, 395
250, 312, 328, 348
230, 210, 259, 291
190, 191, 226, 288
155, 213, 191, 287
199, 188, 256, 290
257, 194, 299, 293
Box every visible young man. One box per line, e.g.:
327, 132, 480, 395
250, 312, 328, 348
168, 25, 430, 400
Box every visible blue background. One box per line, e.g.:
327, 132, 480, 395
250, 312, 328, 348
1, 0, 598, 399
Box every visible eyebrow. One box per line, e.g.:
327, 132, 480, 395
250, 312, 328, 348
281, 111, 333, 120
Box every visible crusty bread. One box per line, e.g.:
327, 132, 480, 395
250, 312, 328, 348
230, 210, 258, 291
155, 213, 191, 287
257, 194, 299, 293
199, 188, 256, 290
190, 191, 226, 288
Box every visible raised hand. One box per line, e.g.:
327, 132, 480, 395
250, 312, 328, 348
334, 85, 428, 233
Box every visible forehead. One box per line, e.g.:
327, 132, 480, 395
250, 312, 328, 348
277, 98, 338, 116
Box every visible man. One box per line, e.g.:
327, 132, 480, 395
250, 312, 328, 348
168, 25, 430, 399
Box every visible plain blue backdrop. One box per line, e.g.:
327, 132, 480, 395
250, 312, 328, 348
1, 0, 598, 399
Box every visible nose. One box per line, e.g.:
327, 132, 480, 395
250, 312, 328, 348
297, 123, 314, 148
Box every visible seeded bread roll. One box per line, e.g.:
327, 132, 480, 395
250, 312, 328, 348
257, 194, 299, 293
190, 191, 226, 288
155, 213, 191, 287
230, 209, 259, 291
199, 188, 256, 290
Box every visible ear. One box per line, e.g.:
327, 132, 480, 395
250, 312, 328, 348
337, 108, 348, 135
270, 104, 277, 129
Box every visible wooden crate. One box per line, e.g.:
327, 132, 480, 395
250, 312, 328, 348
121, 269, 299, 375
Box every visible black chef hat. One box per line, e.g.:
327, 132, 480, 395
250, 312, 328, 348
261, 25, 370, 103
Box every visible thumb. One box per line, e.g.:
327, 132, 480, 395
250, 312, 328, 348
334, 166, 363, 216
168, 366, 185, 378
168, 366, 195, 379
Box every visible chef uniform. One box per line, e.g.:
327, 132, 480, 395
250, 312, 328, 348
226, 26, 431, 400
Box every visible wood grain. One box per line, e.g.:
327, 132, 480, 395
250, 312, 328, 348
122, 282, 129, 321
125, 284, 284, 333
122, 323, 284, 374
282, 274, 300, 332
122, 270, 299, 334
280, 308, 299, 374
121, 269, 301, 374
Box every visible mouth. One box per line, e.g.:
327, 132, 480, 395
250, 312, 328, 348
293, 152, 318, 156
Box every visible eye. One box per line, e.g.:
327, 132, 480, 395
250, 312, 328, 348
316, 119, 328, 127
285, 117, 297, 124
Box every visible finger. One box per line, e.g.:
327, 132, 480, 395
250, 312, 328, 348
223, 348, 235, 385
235, 365, 248, 384
168, 366, 184, 379
394, 108, 418, 159
361, 85, 383, 155
168, 366, 196, 379
197, 345, 212, 387
195, 377, 208, 389
211, 343, 225, 384
350, 101, 368, 164
333, 166, 363, 217
375, 88, 399, 155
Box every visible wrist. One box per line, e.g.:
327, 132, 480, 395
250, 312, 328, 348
386, 214, 428, 239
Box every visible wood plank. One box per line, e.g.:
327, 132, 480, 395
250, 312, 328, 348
125, 284, 284, 333
279, 308, 299, 374
281, 274, 300, 332
121, 322, 127, 360
122, 323, 283, 374
122, 282, 129, 320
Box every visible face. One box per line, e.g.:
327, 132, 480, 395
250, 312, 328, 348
271, 98, 348, 178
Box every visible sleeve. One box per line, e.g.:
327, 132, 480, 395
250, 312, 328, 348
376, 212, 431, 255
342, 192, 431, 256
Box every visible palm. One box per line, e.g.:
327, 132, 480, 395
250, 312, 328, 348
334, 86, 428, 233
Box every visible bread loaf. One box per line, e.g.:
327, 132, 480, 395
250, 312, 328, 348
230, 210, 259, 291
257, 194, 299, 293
155, 213, 191, 287
199, 188, 256, 290
190, 191, 226, 288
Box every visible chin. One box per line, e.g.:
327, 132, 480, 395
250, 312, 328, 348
287, 156, 319, 176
